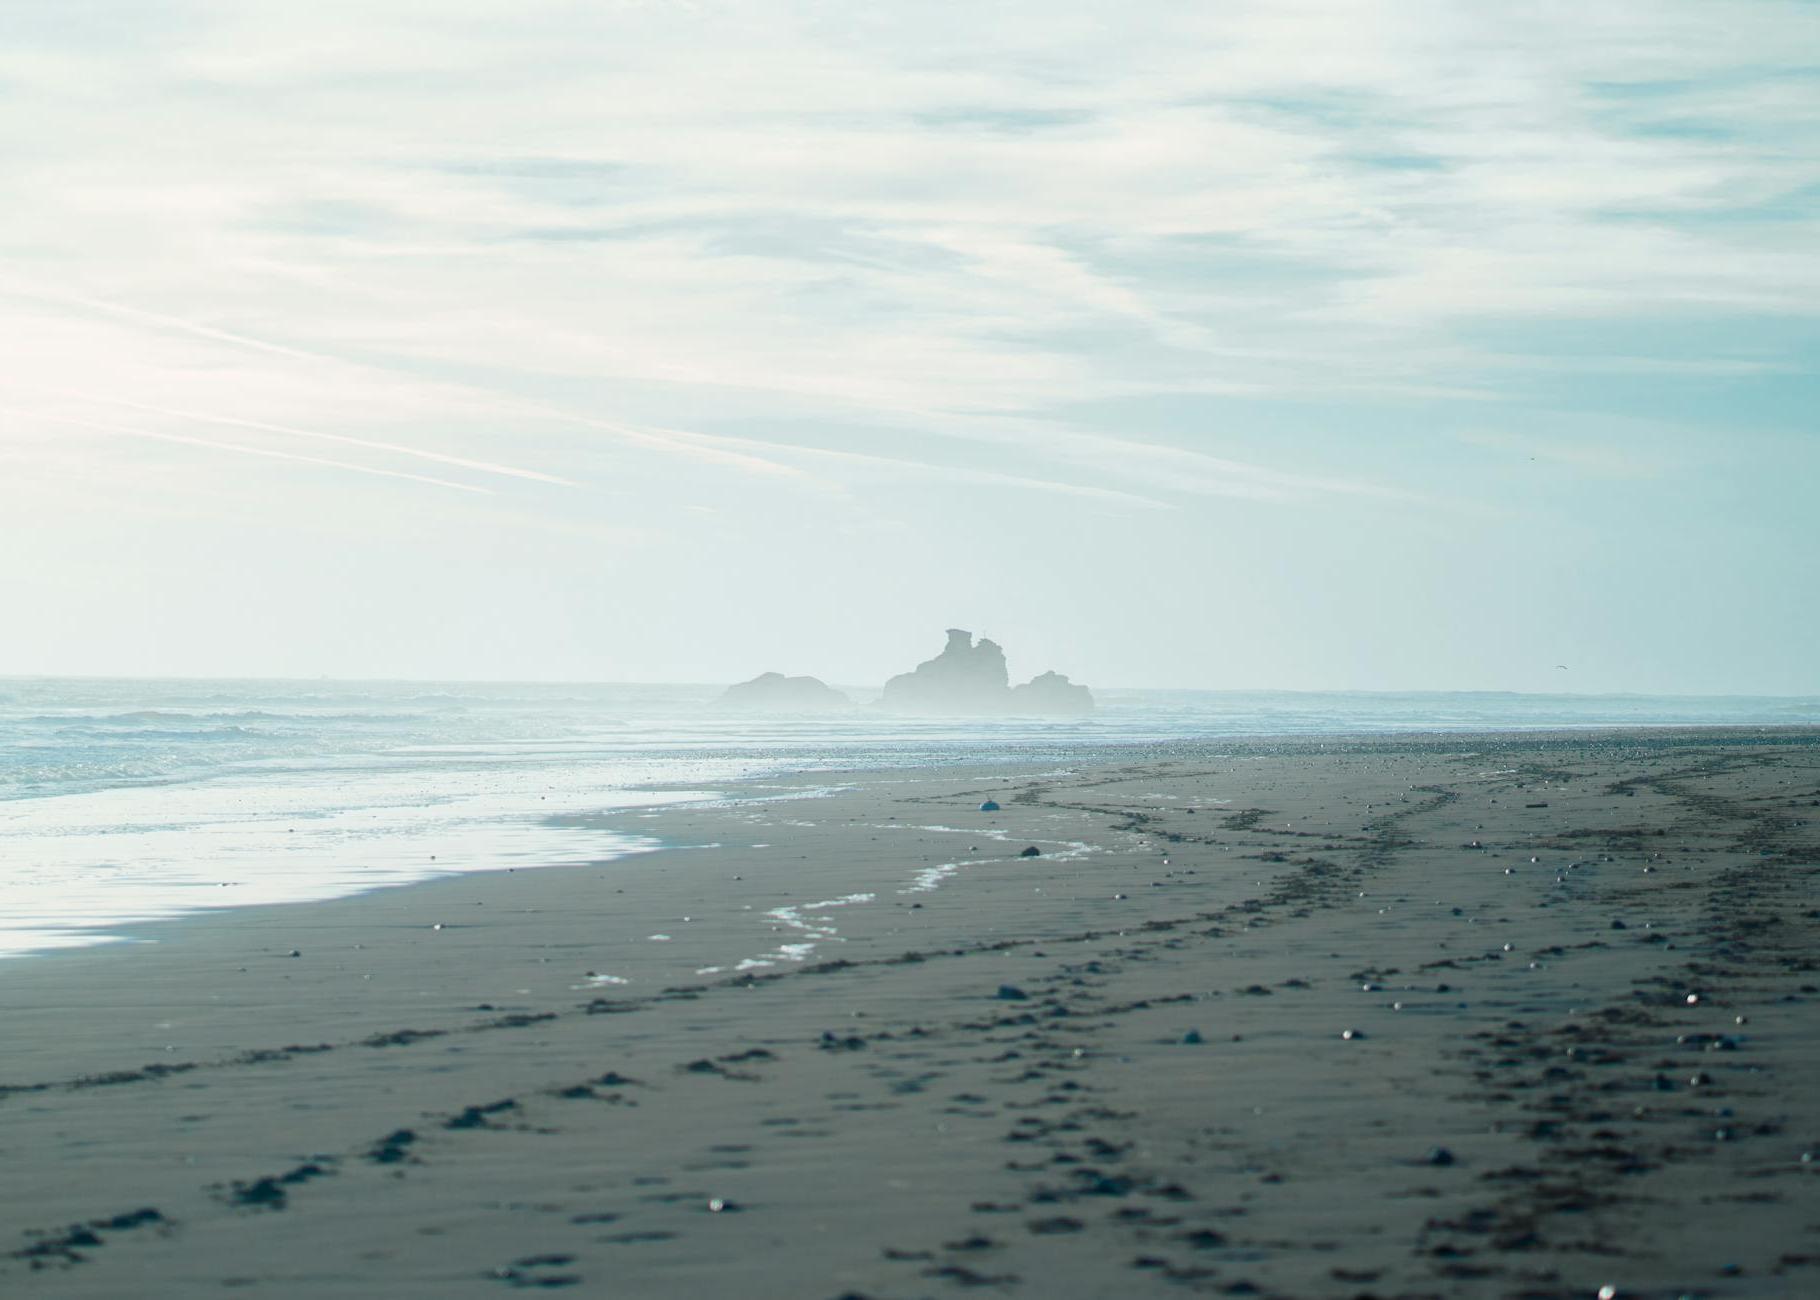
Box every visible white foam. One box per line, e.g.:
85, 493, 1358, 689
573, 972, 630, 988
898, 839, 1099, 896
732, 891, 875, 969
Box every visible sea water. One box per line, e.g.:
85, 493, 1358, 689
2, 677, 1813, 959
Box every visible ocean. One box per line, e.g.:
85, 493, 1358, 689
3, 677, 1814, 960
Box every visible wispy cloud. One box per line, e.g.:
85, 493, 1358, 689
0, 283, 332, 365
2, 0, 1813, 515
5, 382, 578, 487
35, 413, 495, 494
3, 3, 1815, 690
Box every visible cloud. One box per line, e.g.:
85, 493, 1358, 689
5, 383, 579, 487
1, 0, 1812, 518
36, 413, 495, 495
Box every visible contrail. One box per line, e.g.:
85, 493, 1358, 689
690, 429, 1174, 509
36, 414, 495, 495
32, 388, 576, 487
5, 283, 1161, 507
1, 284, 334, 366
516, 410, 1165, 506
508, 403, 823, 482
3, 284, 811, 484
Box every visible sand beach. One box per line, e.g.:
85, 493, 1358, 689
4, 730, 1819, 1298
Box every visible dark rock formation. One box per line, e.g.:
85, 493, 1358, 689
715, 672, 850, 713
880, 629, 1011, 714
1010, 670, 1094, 715
880, 629, 1094, 715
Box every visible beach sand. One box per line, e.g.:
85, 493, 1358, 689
4, 731, 1818, 1298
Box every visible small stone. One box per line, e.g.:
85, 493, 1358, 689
1426, 1146, 1456, 1166
996, 984, 1029, 1001
1019, 845, 1041, 858
1181, 1030, 1204, 1045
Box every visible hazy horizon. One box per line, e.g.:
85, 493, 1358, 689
4, 669, 1818, 704
4, 4, 1815, 695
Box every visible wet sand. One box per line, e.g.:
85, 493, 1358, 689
4, 731, 1819, 1298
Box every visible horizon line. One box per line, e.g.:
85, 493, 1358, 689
0, 672, 1815, 703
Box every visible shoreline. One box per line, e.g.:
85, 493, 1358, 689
4, 707, 1815, 965
12, 723, 1817, 967
6, 730, 1820, 1296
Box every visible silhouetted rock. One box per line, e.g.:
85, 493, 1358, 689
715, 672, 850, 713
880, 629, 1095, 715
881, 629, 1010, 714
1010, 670, 1094, 715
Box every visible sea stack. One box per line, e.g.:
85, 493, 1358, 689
881, 629, 1094, 715
714, 672, 851, 713
1010, 669, 1094, 715
881, 629, 1012, 714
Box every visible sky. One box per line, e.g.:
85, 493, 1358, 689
1, 1, 1816, 694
